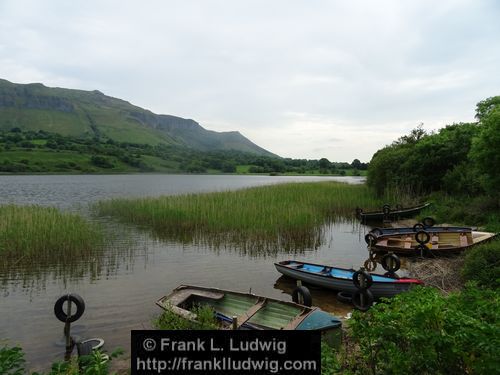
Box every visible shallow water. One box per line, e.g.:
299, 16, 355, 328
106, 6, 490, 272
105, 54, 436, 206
0, 174, 389, 371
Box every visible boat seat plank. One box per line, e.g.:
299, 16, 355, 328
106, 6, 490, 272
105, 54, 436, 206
460, 234, 468, 247
236, 298, 267, 328
431, 235, 439, 249
404, 236, 412, 249
378, 239, 388, 246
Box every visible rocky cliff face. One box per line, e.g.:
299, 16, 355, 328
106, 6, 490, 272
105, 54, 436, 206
0, 79, 275, 156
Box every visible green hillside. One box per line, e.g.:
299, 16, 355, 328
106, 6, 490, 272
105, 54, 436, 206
0, 79, 274, 156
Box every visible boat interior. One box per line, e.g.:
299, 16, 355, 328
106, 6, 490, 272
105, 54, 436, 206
158, 286, 308, 330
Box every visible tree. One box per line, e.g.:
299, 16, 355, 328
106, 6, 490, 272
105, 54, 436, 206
470, 96, 500, 195
351, 159, 362, 169
475, 96, 500, 121
393, 123, 427, 145
319, 158, 330, 169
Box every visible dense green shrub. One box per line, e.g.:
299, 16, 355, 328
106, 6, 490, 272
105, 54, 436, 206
0, 343, 122, 375
462, 240, 500, 289
347, 286, 500, 374
427, 193, 500, 228
0, 345, 24, 375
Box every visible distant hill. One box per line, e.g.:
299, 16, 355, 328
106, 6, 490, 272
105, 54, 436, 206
0, 79, 275, 156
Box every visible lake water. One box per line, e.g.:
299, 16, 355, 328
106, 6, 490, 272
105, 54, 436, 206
0, 174, 386, 371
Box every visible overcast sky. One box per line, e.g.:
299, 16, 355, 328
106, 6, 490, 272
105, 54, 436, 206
1, 0, 499, 162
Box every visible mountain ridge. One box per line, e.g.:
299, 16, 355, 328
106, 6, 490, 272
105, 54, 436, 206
0, 78, 275, 156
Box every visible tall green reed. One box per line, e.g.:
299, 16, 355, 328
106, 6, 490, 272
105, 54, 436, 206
0, 204, 104, 268
95, 182, 382, 251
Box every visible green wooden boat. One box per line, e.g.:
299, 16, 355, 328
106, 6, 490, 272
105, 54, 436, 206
356, 202, 431, 222
157, 285, 342, 343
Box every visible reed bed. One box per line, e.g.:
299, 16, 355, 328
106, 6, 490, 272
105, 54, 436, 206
0, 204, 104, 267
95, 182, 382, 251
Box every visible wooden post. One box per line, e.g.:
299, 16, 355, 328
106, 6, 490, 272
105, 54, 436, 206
64, 296, 72, 361
232, 316, 237, 330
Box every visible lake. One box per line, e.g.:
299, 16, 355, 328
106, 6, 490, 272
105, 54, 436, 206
0, 174, 383, 370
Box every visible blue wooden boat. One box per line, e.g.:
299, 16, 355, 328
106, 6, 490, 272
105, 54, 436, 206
157, 285, 342, 336
275, 260, 423, 298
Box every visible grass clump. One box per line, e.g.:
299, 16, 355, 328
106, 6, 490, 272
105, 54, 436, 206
153, 305, 218, 330
0, 204, 103, 263
95, 182, 381, 251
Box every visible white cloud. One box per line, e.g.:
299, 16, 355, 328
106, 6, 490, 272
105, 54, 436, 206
0, 0, 499, 162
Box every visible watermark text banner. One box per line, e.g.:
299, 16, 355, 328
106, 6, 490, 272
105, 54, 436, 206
131, 330, 320, 375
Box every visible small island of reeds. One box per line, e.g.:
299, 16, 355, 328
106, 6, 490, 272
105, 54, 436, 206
95, 182, 383, 251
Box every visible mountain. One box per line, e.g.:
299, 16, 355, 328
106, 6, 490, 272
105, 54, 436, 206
0, 79, 275, 156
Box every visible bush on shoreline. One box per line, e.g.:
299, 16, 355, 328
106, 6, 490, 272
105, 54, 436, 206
335, 285, 500, 374
462, 239, 500, 289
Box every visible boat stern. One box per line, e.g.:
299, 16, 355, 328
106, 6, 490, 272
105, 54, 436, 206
296, 310, 342, 348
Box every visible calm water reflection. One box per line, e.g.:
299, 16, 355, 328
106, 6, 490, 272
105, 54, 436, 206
0, 174, 374, 371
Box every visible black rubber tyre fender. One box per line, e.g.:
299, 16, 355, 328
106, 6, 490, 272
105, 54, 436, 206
382, 204, 391, 215
352, 289, 374, 311
415, 230, 430, 244
352, 270, 373, 290
370, 227, 383, 236
413, 223, 425, 232
422, 217, 436, 227
336, 291, 353, 304
355, 207, 363, 215
292, 286, 312, 307
364, 233, 377, 245
381, 253, 401, 272
54, 294, 85, 323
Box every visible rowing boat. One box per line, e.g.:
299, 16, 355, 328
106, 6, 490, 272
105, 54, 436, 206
157, 285, 342, 340
356, 203, 431, 222
369, 230, 498, 255
274, 260, 422, 298
365, 225, 473, 244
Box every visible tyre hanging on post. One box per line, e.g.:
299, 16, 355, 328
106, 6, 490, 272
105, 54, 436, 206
54, 294, 86, 323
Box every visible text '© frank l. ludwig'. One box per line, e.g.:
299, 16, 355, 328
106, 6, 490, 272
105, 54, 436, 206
160, 337, 287, 354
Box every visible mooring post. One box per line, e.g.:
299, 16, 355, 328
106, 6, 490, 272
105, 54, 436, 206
55, 293, 85, 362
232, 316, 237, 330
64, 296, 73, 361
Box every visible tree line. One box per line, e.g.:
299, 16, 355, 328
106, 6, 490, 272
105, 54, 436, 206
367, 96, 500, 199
0, 128, 367, 174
